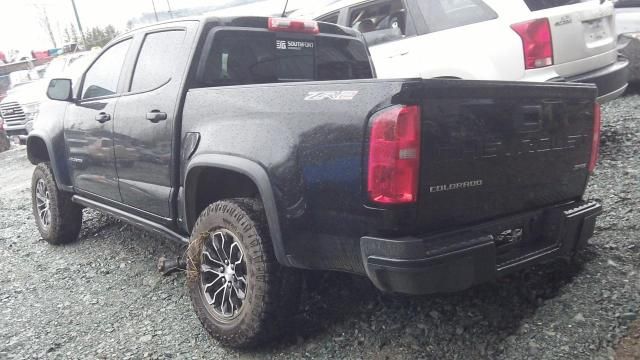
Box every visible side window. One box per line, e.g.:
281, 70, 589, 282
130, 30, 186, 92
348, 0, 408, 46
318, 12, 340, 24
82, 40, 131, 100
416, 0, 497, 33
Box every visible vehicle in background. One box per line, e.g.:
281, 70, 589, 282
0, 60, 37, 102
63, 43, 80, 53
0, 76, 9, 102
293, 0, 629, 102
31, 50, 52, 61
29, 15, 601, 348
0, 51, 98, 141
0, 117, 10, 152
5, 50, 31, 63
615, 0, 640, 34
615, 0, 640, 82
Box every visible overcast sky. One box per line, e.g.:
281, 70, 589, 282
0, 0, 302, 52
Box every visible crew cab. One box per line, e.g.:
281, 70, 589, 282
293, 0, 629, 102
27, 16, 602, 348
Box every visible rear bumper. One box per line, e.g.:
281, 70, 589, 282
361, 201, 602, 295
619, 33, 640, 82
565, 57, 629, 103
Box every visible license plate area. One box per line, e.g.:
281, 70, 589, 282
493, 209, 562, 267
583, 17, 610, 45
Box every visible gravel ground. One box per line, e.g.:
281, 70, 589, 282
1, 88, 639, 359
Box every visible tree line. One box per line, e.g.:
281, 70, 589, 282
63, 24, 119, 49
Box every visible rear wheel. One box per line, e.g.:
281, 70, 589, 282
187, 198, 301, 348
31, 163, 83, 245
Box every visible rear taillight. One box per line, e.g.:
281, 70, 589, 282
268, 18, 319, 34
589, 102, 601, 173
511, 18, 554, 70
367, 105, 421, 204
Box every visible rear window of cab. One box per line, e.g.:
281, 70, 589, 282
197, 29, 373, 87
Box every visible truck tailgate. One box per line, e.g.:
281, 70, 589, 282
416, 80, 598, 232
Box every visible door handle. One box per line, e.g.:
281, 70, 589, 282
95, 113, 111, 123
146, 110, 167, 123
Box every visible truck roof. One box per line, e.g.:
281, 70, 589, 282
113, 15, 360, 46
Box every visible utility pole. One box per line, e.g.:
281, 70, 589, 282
151, 0, 159, 21
166, 0, 173, 19
70, 0, 87, 48
36, 6, 58, 48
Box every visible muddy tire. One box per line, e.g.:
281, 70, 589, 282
31, 162, 83, 245
187, 198, 301, 348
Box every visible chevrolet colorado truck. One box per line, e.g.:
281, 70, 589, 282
27, 16, 603, 348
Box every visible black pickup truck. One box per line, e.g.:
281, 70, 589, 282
28, 16, 602, 347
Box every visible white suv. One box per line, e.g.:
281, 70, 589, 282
292, 0, 629, 102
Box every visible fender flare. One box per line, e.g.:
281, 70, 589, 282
26, 132, 73, 192
184, 154, 290, 267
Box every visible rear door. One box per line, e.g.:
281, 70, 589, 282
113, 23, 197, 218
65, 38, 133, 201
523, 0, 617, 73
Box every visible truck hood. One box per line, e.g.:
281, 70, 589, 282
2, 79, 48, 105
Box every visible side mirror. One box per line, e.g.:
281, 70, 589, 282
47, 79, 73, 102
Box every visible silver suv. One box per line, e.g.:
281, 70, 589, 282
294, 0, 629, 102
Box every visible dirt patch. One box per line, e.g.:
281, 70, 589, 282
617, 320, 640, 360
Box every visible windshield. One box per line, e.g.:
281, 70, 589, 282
9, 70, 31, 87
43, 57, 68, 78
42, 53, 96, 80
65, 55, 96, 80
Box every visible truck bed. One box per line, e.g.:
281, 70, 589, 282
181, 78, 598, 274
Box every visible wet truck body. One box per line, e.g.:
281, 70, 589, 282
27, 15, 603, 346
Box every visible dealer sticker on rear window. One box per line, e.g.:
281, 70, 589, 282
276, 39, 314, 51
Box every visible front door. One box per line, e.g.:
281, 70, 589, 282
113, 28, 193, 217
65, 39, 133, 201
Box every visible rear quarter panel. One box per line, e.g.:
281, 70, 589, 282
181, 79, 413, 271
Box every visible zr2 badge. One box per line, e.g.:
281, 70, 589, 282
304, 91, 359, 101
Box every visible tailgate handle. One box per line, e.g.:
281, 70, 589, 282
515, 105, 542, 133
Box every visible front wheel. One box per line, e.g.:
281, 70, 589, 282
187, 198, 301, 348
31, 163, 83, 245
